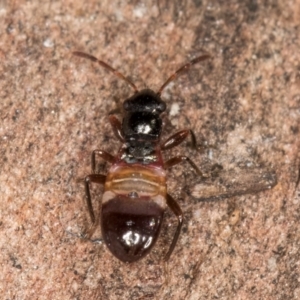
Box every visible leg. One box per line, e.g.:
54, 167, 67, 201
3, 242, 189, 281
161, 129, 197, 151
189, 129, 197, 150
161, 130, 189, 151
164, 155, 205, 178
165, 193, 183, 261
108, 107, 121, 115
92, 150, 115, 173
84, 174, 106, 223
108, 115, 125, 143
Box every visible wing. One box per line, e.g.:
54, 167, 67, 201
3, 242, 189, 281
185, 167, 277, 201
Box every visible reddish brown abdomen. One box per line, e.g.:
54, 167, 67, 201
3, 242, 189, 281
101, 164, 166, 262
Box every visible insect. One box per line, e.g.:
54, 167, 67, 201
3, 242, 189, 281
73, 51, 210, 263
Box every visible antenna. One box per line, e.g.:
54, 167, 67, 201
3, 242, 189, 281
73, 51, 139, 93
157, 54, 211, 96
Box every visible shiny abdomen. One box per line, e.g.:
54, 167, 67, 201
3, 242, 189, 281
101, 164, 167, 262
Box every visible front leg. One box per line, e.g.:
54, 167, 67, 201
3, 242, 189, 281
91, 116, 122, 173
161, 129, 198, 150
91, 115, 122, 173
108, 114, 125, 143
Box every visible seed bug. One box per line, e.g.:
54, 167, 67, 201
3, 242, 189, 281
73, 51, 210, 263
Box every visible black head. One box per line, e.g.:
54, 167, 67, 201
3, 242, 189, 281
123, 89, 166, 114
122, 90, 166, 152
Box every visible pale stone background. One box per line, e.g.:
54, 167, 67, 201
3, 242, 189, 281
0, 1, 300, 299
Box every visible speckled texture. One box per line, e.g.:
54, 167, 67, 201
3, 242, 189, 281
1, 1, 300, 299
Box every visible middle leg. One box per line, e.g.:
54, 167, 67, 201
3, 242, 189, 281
84, 174, 106, 223
83, 174, 106, 239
